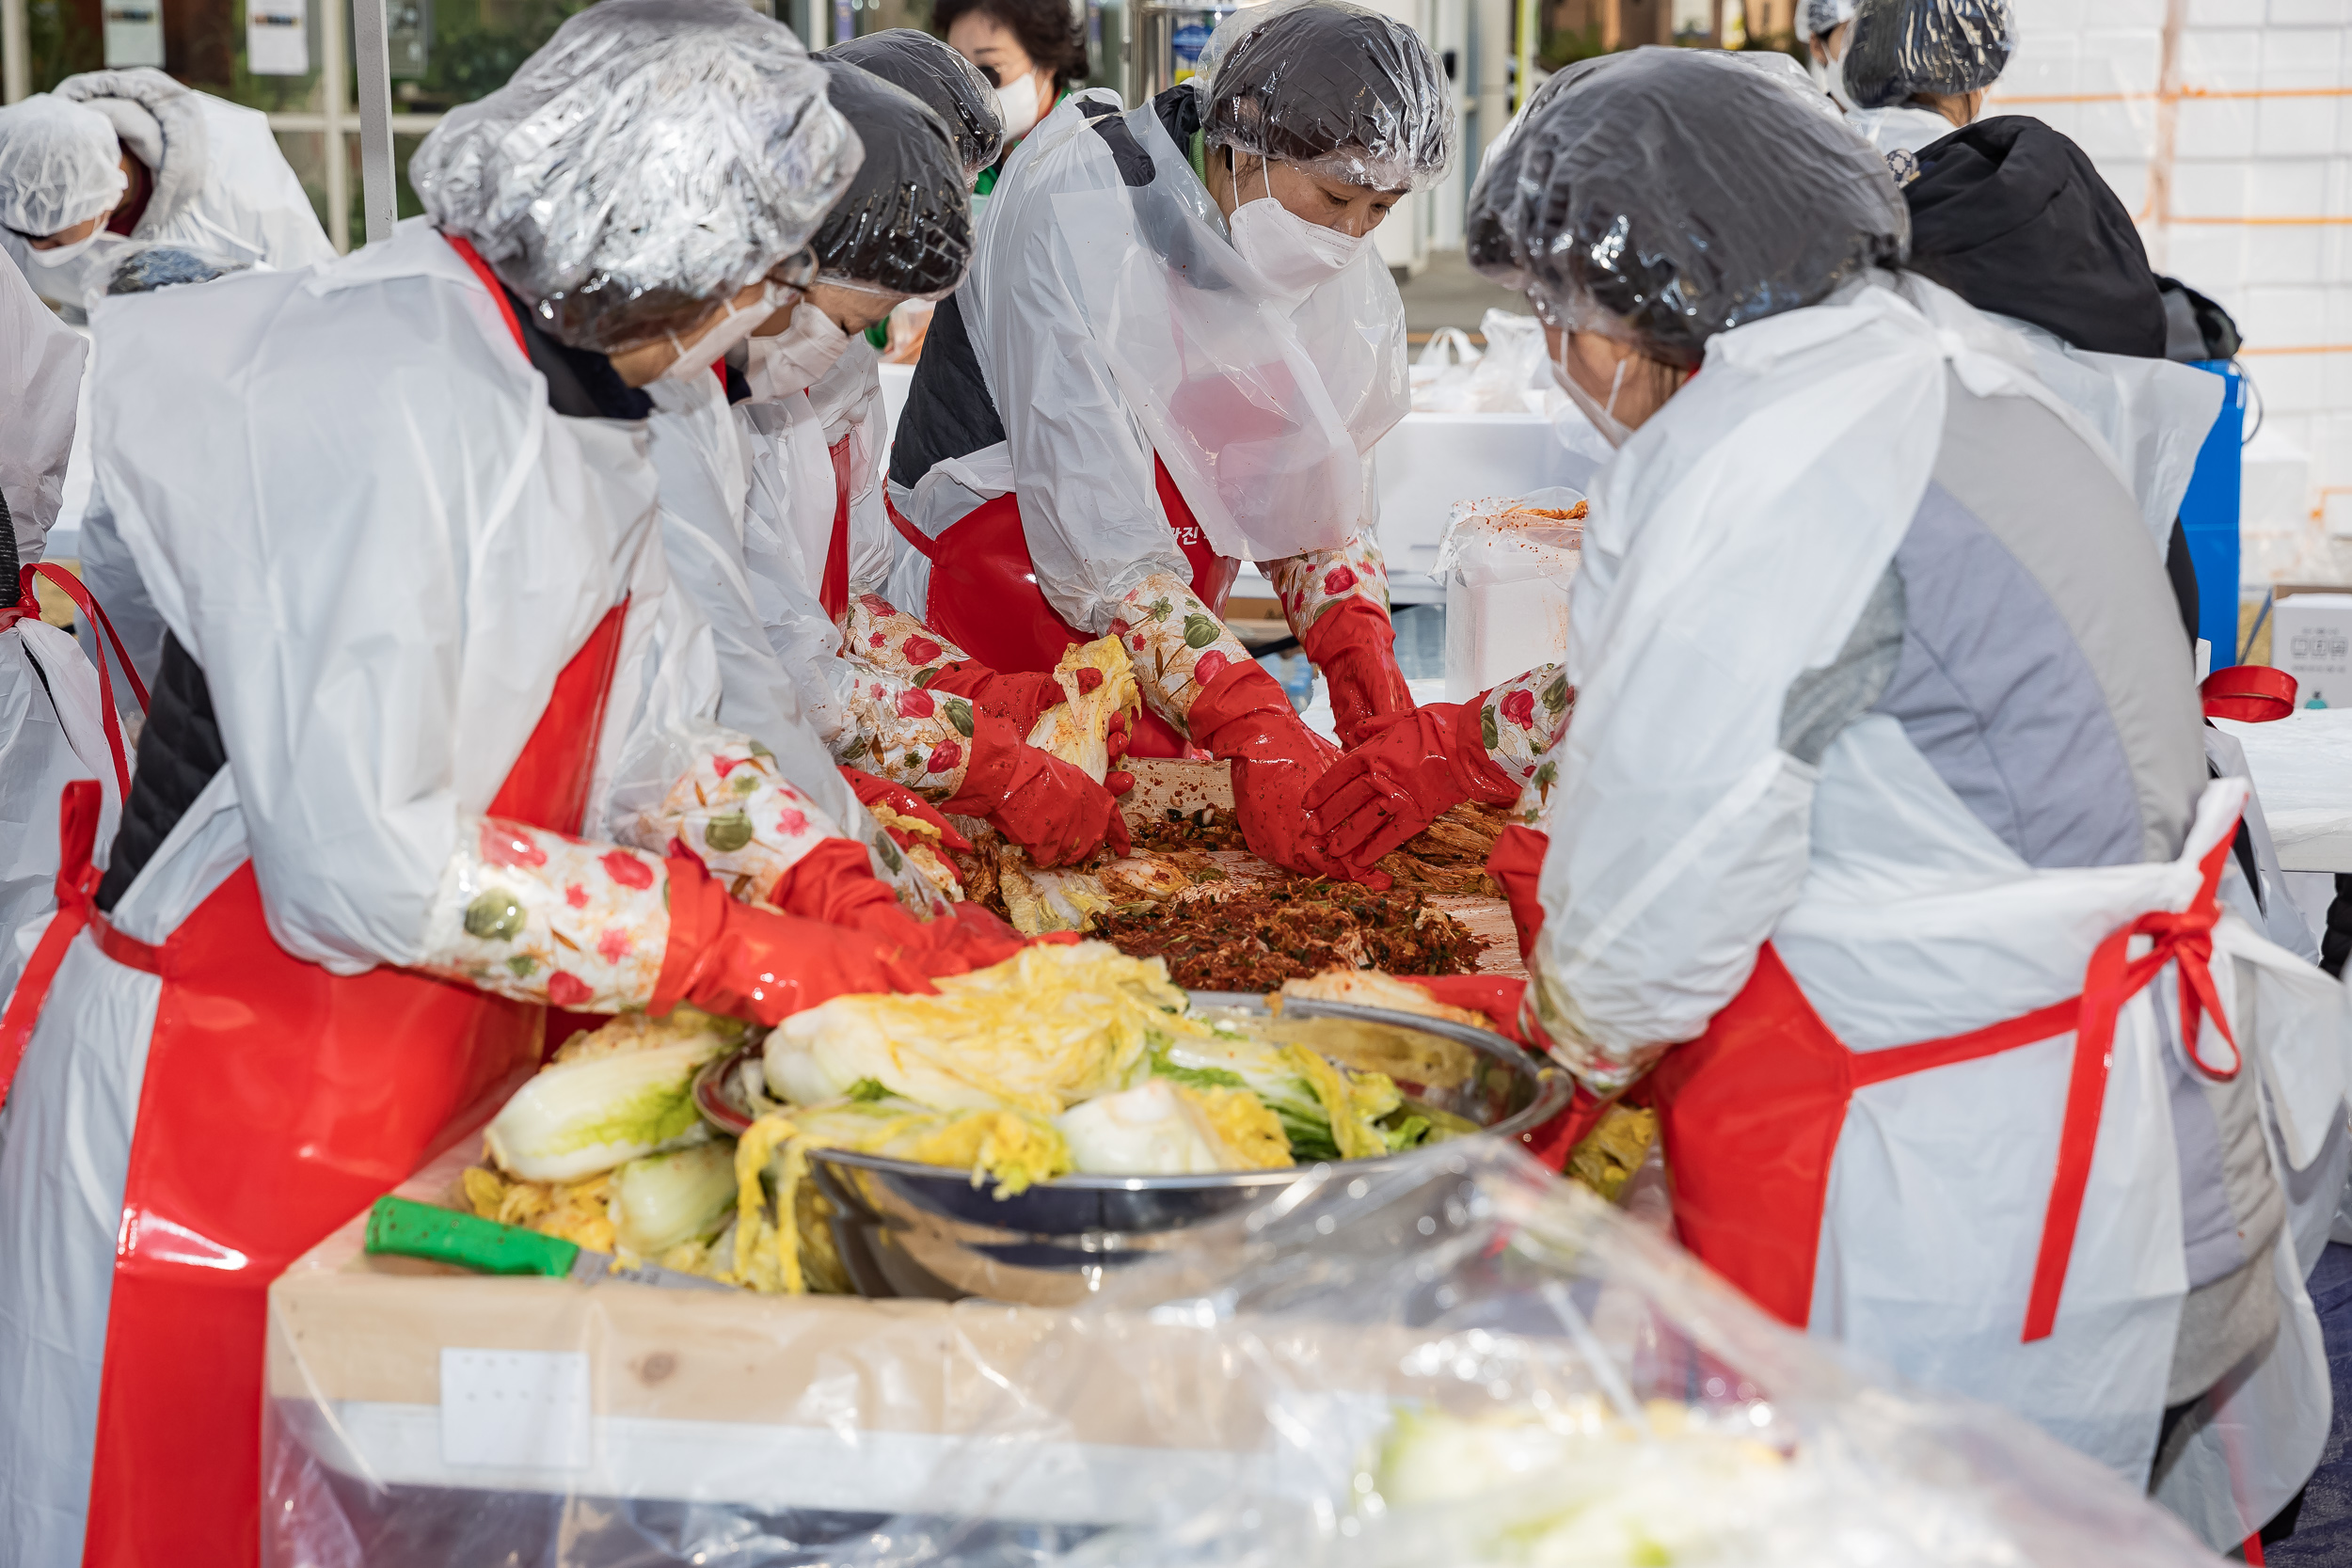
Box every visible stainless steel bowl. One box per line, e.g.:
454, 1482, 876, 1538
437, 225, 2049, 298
696, 991, 1569, 1306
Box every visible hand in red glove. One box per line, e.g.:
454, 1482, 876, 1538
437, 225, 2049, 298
924, 659, 1063, 737
1303, 700, 1518, 871
1486, 823, 1550, 965
654, 852, 941, 1024
1298, 596, 1416, 749
839, 766, 971, 892
941, 710, 1131, 868
771, 837, 924, 938
1186, 660, 1380, 885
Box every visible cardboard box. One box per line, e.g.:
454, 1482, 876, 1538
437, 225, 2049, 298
2269, 590, 2352, 709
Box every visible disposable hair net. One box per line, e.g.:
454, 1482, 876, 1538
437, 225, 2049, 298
1802, 0, 1857, 40
806, 59, 974, 301
818, 29, 1003, 184
1842, 0, 2012, 110
1465, 48, 1909, 368
0, 94, 126, 239
409, 0, 861, 354
1194, 0, 1454, 193
107, 242, 250, 294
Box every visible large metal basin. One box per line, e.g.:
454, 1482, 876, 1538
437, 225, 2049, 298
723, 991, 1568, 1306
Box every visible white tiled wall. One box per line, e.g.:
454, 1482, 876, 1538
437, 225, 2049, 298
1991, 0, 2351, 564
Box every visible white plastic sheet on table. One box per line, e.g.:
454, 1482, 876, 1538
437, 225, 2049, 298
2214, 706, 2352, 873
265, 1141, 2226, 1568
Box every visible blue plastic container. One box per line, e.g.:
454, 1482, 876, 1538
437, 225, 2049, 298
2178, 360, 2244, 661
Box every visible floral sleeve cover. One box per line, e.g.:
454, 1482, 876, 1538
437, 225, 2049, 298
419, 819, 671, 1011
1479, 663, 1575, 797
1108, 570, 1252, 737
1511, 732, 1570, 828
838, 592, 970, 687
834, 672, 978, 800
640, 735, 845, 907
1264, 531, 1392, 637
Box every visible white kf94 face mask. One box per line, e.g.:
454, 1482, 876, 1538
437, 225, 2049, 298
1228, 161, 1371, 299
25, 229, 103, 267
657, 278, 794, 382
745, 303, 852, 398
993, 72, 1044, 140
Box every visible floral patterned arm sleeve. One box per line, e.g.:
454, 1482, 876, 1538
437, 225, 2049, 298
834, 670, 978, 800
418, 820, 672, 1010
838, 592, 971, 687
1107, 569, 1252, 738
1478, 663, 1576, 794
1264, 532, 1392, 640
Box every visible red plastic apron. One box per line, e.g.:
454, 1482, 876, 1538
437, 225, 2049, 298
818, 435, 855, 621
889, 456, 1241, 758
1648, 822, 2242, 1340
0, 232, 636, 1567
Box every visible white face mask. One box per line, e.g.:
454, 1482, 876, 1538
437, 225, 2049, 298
1823, 36, 1861, 113
656, 279, 791, 383
26, 230, 103, 267
1228, 164, 1370, 299
993, 72, 1044, 140
1550, 349, 1636, 449
746, 302, 851, 399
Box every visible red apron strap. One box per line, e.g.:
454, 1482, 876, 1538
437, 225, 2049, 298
820, 436, 854, 622
885, 491, 943, 565
18, 563, 142, 803
441, 231, 529, 356
2021, 825, 2240, 1341
0, 780, 105, 1113
485, 597, 630, 835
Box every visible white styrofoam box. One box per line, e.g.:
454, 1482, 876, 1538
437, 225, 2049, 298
2273, 593, 2352, 707
2250, 154, 2333, 216
2174, 157, 2266, 218
2243, 225, 2326, 286
2244, 424, 2315, 533
2267, 0, 2352, 24
2180, 96, 2260, 159
2182, 24, 2266, 87
2188, 0, 2269, 24
2249, 351, 2328, 415
2082, 25, 2166, 86
2158, 223, 2246, 287
2076, 98, 2161, 160
2261, 21, 2343, 82
2260, 95, 2342, 157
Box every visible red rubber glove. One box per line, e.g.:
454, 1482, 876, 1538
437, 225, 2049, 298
941, 710, 1131, 868
1298, 596, 1415, 749
1486, 824, 1550, 965
924, 659, 1062, 737
839, 765, 973, 888
1406, 974, 1528, 1043
1186, 660, 1380, 885
771, 838, 923, 937
1303, 700, 1519, 871
653, 852, 939, 1025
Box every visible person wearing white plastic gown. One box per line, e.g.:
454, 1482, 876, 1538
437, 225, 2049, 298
1455, 47, 2337, 1544
1811, 0, 2013, 180
885, 0, 1452, 878
0, 71, 331, 313
0, 254, 118, 1005
719, 49, 1129, 869
0, 72, 333, 721
0, 8, 1034, 1562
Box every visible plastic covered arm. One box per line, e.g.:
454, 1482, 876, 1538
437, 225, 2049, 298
967, 153, 1192, 637
0, 254, 85, 562
1477, 664, 1577, 789
832, 664, 980, 799
417, 818, 674, 1009
622, 729, 853, 907
1268, 532, 1412, 747
837, 592, 971, 685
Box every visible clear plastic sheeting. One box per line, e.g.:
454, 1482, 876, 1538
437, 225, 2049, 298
818, 30, 1004, 186
1464, 48, 1907, 368
1192, 0, 1454, 194
264, 1144, 2225, 1568
1800, 0, 1856, 41
1842, 0, 2012, 112
409, 0, 860, 353
808, 60, 974, 301
0, 93, 126, 237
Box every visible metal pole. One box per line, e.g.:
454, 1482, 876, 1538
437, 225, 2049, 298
321, 0, 349, 252
1511, 0, 1534, 109
2, 0, 28, 104
349, 0, 398, 245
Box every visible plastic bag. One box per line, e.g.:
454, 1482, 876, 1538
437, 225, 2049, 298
264, 1142, 2220, 1567
1436, 486, 1585, 702
1410, 310, 1551, 415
